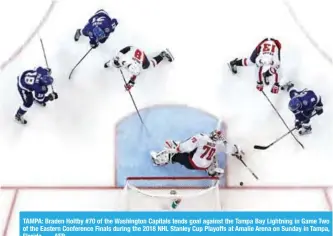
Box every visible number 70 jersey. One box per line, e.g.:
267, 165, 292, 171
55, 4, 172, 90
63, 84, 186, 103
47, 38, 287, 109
176, 133, 228, 169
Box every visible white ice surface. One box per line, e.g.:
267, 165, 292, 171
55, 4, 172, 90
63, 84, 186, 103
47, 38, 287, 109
0, 0, 53, 69
0, 0, 332, 231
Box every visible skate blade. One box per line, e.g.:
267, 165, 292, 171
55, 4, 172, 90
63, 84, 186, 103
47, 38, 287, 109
15, 118, 27, 125
165, 48, 174, 62
227, 63, 237, 74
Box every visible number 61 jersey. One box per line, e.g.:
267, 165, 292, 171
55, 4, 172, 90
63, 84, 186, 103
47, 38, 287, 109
175, 133, 233, 169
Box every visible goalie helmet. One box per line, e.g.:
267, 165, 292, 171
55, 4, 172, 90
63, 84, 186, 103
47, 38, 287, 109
209, 130, 224, 142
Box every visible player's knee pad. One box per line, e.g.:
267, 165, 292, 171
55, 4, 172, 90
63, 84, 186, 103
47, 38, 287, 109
82, 25, 90, 37
24, 100, 33, 108
21, 93, 33, 108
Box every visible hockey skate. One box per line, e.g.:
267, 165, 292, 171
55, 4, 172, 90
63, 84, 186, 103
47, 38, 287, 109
74, 29, 81, 42
299, 126, 312, 136
104, 60, 111, 68
15, 113, 27, 125
228, 58, 238, 74
281, 81, 294, 91
161, 49, 174, 62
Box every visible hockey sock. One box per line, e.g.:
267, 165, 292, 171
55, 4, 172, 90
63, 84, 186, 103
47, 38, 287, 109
151, 55, 164, 67
235, 59, 244, 66
16, 107, 27, 116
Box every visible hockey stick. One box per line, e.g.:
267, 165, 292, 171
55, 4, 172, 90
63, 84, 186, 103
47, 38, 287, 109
254, 113, 317, 150
262, 91, 304, 149
119, 69, 147, 129
239, 159, 259, 180
39, 37, 54, 92
68, 47, 93, 80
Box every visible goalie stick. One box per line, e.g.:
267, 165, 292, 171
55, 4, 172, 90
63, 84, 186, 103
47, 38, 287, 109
232, 152, 259, 180
240, 159, 259, 180
254, 113, 317, 150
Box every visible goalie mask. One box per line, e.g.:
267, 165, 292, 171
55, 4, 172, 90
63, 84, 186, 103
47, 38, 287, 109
209, 130, 223, 142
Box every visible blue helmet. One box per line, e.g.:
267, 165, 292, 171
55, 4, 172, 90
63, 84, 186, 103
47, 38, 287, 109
92, 26, 105, 41
39, 75, 54, 86
288, 97, 302, 112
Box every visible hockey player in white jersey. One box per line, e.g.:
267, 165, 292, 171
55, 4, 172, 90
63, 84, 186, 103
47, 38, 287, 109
104, 46, 174, 91
228, 38, 282, 94
150, 130, 243, 177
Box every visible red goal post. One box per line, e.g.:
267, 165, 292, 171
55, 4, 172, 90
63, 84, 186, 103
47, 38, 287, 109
121, 176, 222, 211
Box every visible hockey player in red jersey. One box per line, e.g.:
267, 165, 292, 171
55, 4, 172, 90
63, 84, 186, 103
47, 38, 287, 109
228, 38, 282, 94
104, 46, 174, 91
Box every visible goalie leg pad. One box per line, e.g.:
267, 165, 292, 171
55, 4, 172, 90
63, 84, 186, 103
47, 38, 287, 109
150, 150, 171, 166
207, 156, 224, 177
164, 140, 179, 149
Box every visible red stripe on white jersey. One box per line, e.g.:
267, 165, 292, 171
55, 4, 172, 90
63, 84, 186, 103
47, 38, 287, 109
258, 66, 263, 82
188, 155, 208, 170
243, 58, 248, 66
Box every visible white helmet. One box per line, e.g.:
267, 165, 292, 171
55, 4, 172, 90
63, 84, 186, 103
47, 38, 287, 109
209, 130, 224, 142
128, 62, 141, 76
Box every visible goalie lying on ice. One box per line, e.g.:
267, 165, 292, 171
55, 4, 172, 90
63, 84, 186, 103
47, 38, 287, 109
150, 130, 244, 177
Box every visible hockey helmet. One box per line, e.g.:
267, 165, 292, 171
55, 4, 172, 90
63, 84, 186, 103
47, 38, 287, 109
288, 97, 302, 112
209, 130, 223, 142
92, 26, 105, 41
39, 75, 54, 86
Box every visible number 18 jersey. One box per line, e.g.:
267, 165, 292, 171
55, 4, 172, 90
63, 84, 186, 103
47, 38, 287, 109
176, 133, 226, 169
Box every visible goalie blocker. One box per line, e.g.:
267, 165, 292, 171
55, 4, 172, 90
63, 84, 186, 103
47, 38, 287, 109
150, 130, 243, 177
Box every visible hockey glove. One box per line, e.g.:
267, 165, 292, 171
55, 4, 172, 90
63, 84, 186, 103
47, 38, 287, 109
46, 68, 52, 75
231, 144, 244, 160
315, 108, 323, 115
271, 82, 280, 94
45, 92, 58, 102
295, 120, 302, 130
90, 41, 98, 49
124, 79, 135, 91
112, 57, 121, 68
256, 81, 264, 91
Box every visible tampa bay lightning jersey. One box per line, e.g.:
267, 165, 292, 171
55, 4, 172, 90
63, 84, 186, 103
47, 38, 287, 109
18, 67, 50, 96
85, 10, 118, 44
290, 89, 323, 121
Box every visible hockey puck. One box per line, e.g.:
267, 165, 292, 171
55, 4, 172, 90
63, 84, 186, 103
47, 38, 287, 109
239, 182, 243, 186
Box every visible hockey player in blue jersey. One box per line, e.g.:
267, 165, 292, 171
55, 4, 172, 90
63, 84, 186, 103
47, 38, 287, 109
281, 82, 323, 135
74, 9, 118, 48
15, 67, 58, 124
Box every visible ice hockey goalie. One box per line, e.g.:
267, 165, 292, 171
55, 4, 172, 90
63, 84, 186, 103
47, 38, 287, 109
150, 130, 243, 177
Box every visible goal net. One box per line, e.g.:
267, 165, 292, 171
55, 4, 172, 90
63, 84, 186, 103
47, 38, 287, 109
120, 176, 222, 211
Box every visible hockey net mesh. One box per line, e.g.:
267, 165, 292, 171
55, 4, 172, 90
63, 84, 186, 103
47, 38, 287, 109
119, 177, 222, 211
